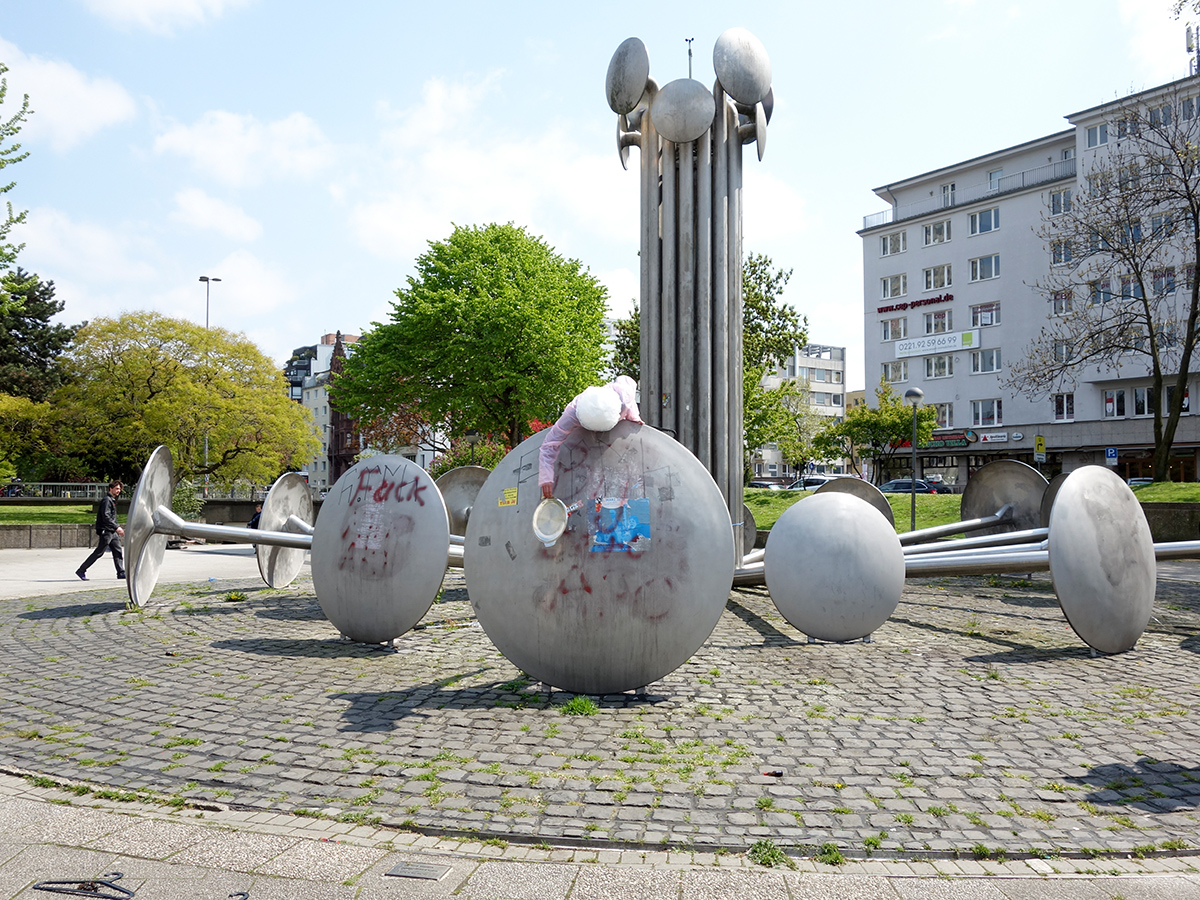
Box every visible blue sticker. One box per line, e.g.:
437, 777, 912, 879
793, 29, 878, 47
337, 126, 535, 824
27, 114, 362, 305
589, 497, 651, 553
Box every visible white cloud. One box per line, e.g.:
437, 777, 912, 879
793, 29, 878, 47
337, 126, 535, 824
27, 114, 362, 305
170, 188, 262, 241
16, 206, 158, 284
597, 267, 638, 319
79, 0, 255, 35
0, 38, 137, 153
202, 248, 297, 317
154, 110, 335, 187
375, 73, 504, 151
1120, 0, 1191, 85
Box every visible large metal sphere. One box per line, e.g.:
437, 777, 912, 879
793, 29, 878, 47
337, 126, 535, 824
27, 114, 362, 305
960, 459, 1048, 536
126, 445, 174, 609
605, 37, 650, 115
256, 473, 313, 588
1039, 472, 1069, 528
1048, 466, 1155, 654
465, 422, 734, 694
814, 477, 895, 526
650, 78, 715, 143
712, 27, 771, 106
764, 493, 904, 642
311, 456, 450, 644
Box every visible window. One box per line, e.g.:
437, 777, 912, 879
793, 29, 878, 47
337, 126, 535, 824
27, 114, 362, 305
988, 168, 1004, 191
1150, 103, 1172, 127
1122, 219, 1142, 244
924, 354, 954, 378
924, 219, 951, 245
1053, 340, 1071, 363
1052, 290, 1073, 315
1062, 147, 1076, 160
970, 254, 1000, 281
1185, 97, 1196, 121
1167, 384, 1190, 413
971, 348, 1002, 373
1050, 189, 1072, 215
1151, 212, 1174, 236
1053, 393, 1074, 422
1103, 388, 1126, 418
942, 182, 956, 207
1087, 123, 1108, 147
924, 264, 952, 290
924, 310, 952, 334
1088, 230, 1111, 253
832, 393, 843, 407
832, 371, 843, 383
971, 399, 1002, 426
972, 301, 1001, 326
1087, 171, 1112, 196
811, 368, 827, 382
1118, 165, 1141, 191
1133, 386, 1157, 417
970, 208, 1000, 235
1052, 240, 1072, 265
1153, 268, 1176, 295
1119, 275, 1144, 300
882, 360, 908, 383
1117, 117, 1140, 139
934, 402, 952, 428
1088, 280, 1111, 305
881, 317, 907, 341
882, 274, 907, 299
881, 230, 907, 256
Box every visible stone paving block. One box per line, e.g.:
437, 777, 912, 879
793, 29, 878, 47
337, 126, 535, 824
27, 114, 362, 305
459, 861, 577, 900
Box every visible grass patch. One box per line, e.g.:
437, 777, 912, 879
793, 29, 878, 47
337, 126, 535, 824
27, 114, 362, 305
559, 696, 599, 716
747, 838, 796, 869
815, 842, 845, 866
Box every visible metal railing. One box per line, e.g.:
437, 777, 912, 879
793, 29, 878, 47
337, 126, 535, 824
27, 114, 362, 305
863, 158, 1077, 230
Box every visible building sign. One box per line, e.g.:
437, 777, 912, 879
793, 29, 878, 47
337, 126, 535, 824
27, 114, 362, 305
895, 329, 980, 358
877, 293, 953, 315
918, 431, 971, 450
1034, 435, 1046, 463
979, 432, 1008, 443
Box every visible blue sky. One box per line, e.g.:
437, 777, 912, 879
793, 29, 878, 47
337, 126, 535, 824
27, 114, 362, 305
0, 0, 1191, 390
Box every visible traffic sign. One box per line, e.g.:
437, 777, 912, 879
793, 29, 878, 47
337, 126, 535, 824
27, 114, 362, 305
1034, 435, 1046, 464
1105, 447, 1118, 466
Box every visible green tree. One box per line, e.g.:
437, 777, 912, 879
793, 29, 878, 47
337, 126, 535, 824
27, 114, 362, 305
609, 304, 639, 380
0, 271, 81, 401
813, 379, 936, 483
53, 312, 320, 484
776, 378, 834, 474
334, 223, 609, 448
0, 63, 32, 314
742, 253, 807, 368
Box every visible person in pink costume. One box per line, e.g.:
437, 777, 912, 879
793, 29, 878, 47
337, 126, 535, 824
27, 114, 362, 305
538, 376, 643, 499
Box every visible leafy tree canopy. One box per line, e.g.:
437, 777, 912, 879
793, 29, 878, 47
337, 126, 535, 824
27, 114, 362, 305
813, 379, 936, 484
0, 270, 82, 401
334, 222, 609, 448
742, 253, 807, 369
609, 304, 639, 380
0, 63, 32, 314
53, 312, 320, 484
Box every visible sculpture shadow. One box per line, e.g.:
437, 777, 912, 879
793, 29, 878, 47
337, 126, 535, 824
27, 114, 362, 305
19, 600, 128, 619
210, 636, 404, 660
329, 680, 664, 733
1181, 633, 1200, 655
722, 595, 804, 648
1065, 756, 1200, 813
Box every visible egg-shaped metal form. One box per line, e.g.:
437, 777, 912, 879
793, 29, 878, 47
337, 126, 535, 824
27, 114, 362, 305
606, 37, 651, 115
650, 78, 715, 143
712, 27, 771, 106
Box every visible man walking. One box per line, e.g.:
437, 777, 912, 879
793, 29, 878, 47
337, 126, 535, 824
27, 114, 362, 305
76, 480, 125, 580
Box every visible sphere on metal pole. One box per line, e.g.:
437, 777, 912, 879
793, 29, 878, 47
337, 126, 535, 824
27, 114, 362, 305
903, 387, 924, 532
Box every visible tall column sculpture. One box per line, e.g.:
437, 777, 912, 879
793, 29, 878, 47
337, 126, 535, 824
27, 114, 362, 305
606, 28, 773, 561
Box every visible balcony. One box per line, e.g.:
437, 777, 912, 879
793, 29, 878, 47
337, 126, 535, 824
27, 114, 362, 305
862, 158, 1076, 231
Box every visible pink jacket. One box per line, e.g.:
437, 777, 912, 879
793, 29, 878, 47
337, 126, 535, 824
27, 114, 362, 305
537, 377, 643, 488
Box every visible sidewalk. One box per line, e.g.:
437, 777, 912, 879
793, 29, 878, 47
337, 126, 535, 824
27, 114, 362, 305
0, 547, 1197, 898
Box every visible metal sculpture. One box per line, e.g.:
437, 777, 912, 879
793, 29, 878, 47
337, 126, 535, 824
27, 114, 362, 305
608, 28, 773, 560
464, 422, 734, 694
436, 465, 490, 536
311, 455, 450, 644
814, 477, 895, 526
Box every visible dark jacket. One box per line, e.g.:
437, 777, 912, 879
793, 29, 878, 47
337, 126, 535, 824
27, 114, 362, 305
95, 493, 119, 536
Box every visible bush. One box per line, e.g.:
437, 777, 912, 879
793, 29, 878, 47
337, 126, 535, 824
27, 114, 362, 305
171, 483, 205, 521
426, 436, 508, 480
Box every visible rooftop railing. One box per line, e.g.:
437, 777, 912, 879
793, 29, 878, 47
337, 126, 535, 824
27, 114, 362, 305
862, 158, 1076, 231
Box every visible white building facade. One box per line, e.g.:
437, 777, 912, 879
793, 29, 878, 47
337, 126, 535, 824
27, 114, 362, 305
860, 76, 1200, 485
753, 343, 848, 479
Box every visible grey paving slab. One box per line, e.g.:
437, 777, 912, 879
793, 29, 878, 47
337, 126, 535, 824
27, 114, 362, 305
1093, 875, 1200, 899
86, 816, 214, 859
680, 868, 791, 900
787, 872, 901, 899
459, 860, 578, 900
568, 865, 683, 900
252, 836, 388, 882
991, 877, 1139, 899
355, 851, 478, 900
891, 877, 1013, 899
168, 827, 300, 871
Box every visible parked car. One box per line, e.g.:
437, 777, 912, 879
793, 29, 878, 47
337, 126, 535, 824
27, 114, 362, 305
747, 480, 783, 490
879, 478, 943, 494
1126, 477, 1154, 487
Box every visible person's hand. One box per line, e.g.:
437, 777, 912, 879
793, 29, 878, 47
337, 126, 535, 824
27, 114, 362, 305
541, 484, 554, 500
117, 526, 125, 536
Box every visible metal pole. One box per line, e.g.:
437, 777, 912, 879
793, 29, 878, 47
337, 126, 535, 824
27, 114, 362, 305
903, 387, 924, 532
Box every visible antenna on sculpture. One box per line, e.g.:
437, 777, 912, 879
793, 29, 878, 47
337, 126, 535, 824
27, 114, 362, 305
685, 37, 694, 78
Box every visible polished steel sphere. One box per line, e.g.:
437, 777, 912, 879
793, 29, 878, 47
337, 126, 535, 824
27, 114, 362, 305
606, 37, 650, 115
650, 78, 716, 143
465, 422, 734, 694
712, 27, 771, 105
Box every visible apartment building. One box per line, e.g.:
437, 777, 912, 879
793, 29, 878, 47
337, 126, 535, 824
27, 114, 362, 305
860, 75, 1200, 485
753, 343, 848, 479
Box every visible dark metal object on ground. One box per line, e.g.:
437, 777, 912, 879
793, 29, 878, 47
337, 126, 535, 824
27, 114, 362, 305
385, 862, 452, 880
33, 872, 133, 898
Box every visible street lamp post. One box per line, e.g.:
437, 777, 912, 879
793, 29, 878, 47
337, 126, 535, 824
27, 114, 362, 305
465, 430, 481, 466
198, 276, 220, 498
903, 387, 924, 532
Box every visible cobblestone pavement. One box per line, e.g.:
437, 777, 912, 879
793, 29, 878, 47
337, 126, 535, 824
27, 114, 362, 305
0, 566, 1197, 868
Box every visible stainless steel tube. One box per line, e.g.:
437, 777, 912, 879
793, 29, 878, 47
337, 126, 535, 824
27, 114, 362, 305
154, 506, 312, 550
